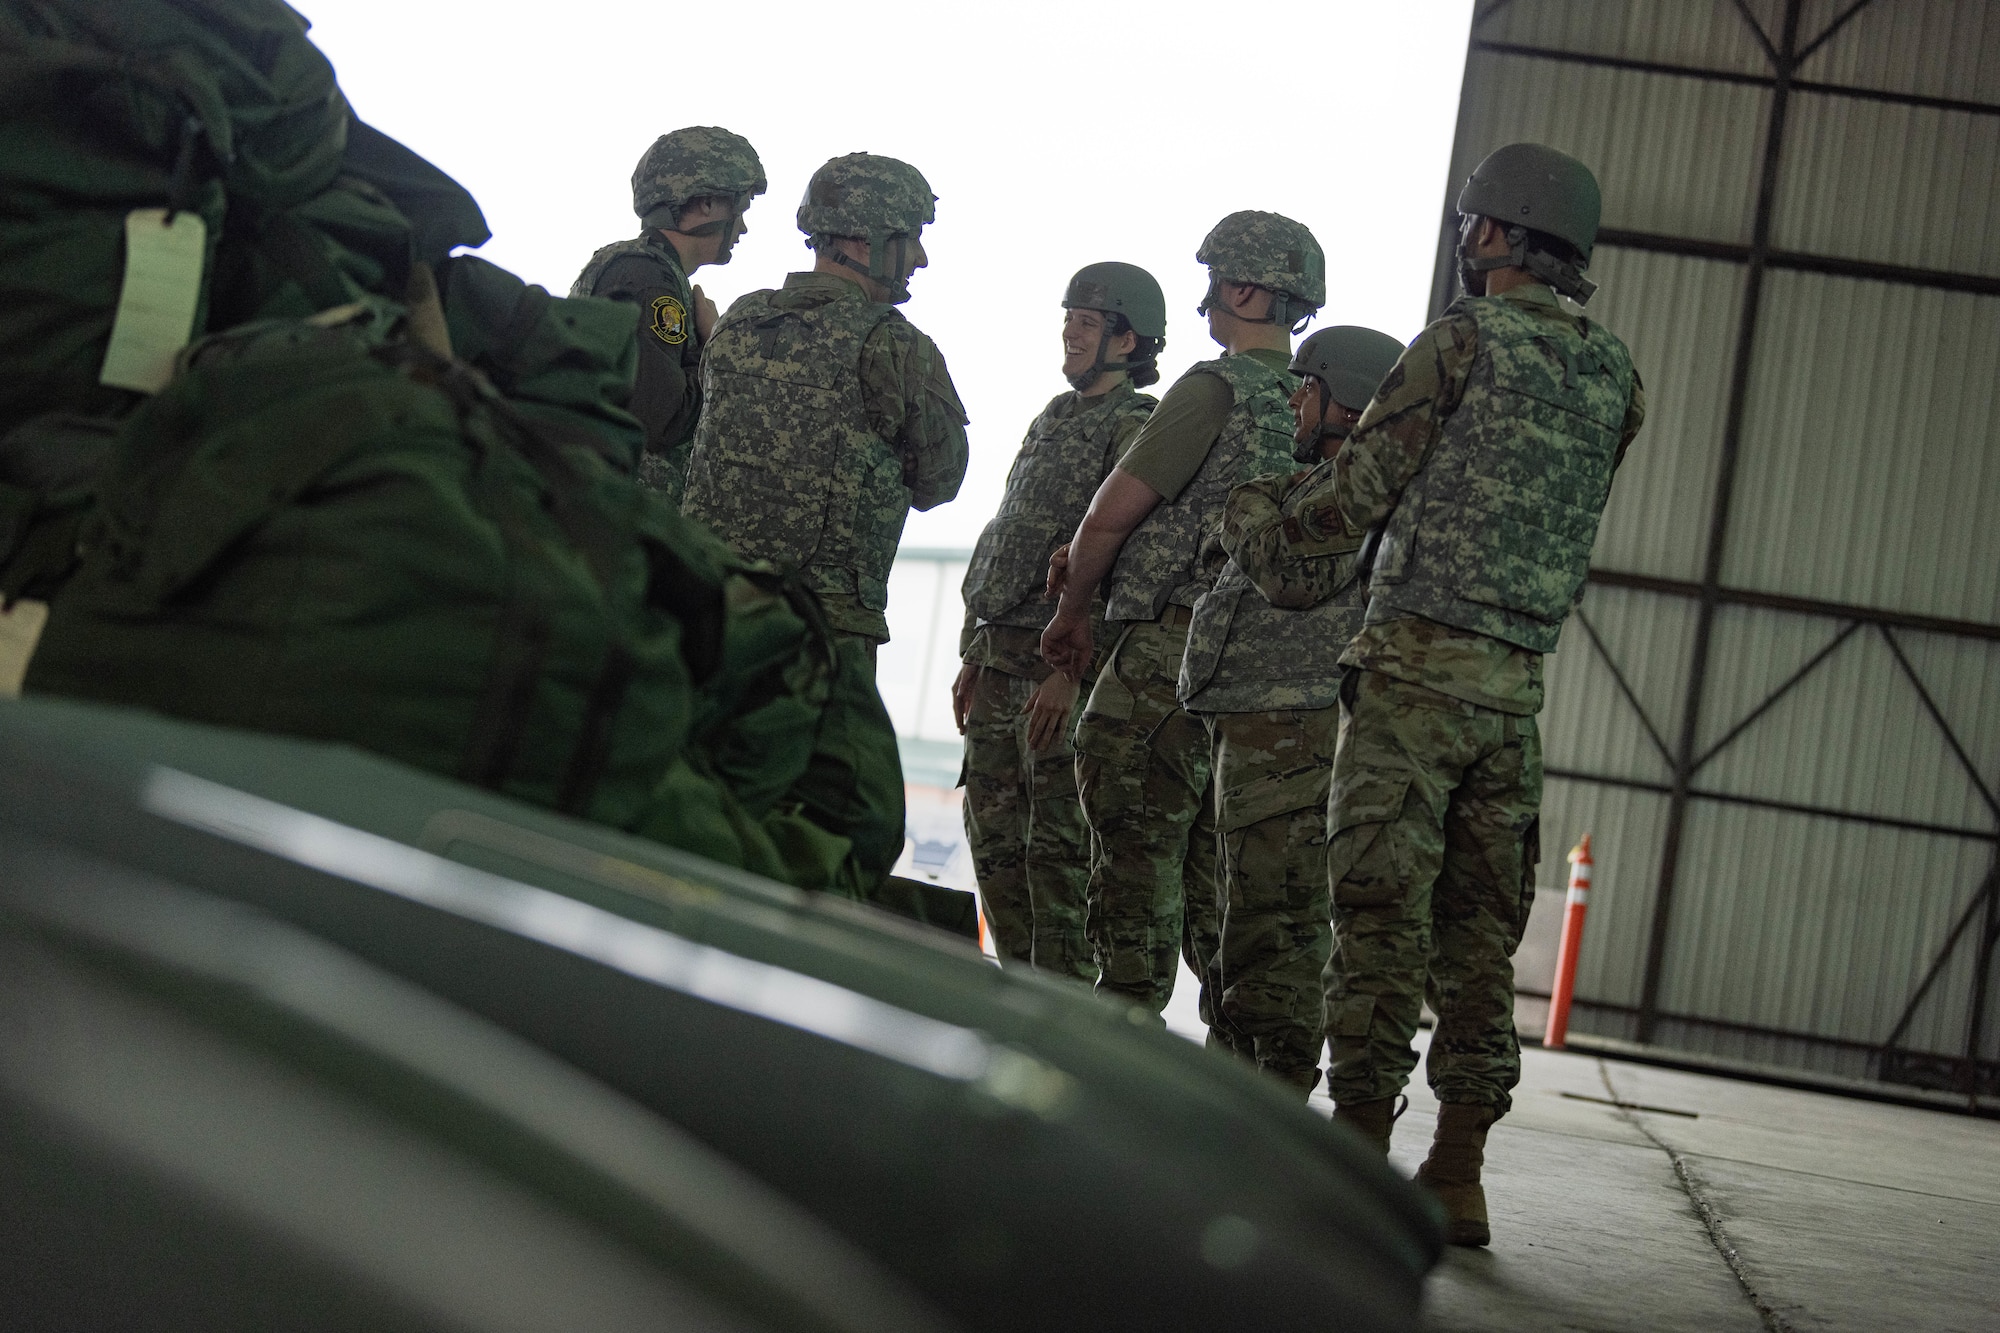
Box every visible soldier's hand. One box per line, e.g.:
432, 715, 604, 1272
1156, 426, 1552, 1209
1040, 608, 1092, 679
951, 663, 979, 734
691, 285, 719, 342
1044, 543, 1071, 600
1022, 671, 1079, 753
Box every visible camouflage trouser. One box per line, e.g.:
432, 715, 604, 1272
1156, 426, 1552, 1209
960, 665, 1096, 981
1205, 703, 1339, 1095
1323, 669, 1541, 1115
1074, 617, 1219, 1019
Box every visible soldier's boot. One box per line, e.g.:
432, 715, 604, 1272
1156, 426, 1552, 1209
1415, 1102, 1500, 1247
1332, 1095, 1406, 1155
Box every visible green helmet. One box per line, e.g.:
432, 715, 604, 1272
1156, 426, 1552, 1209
1061, 262, 1166, 390
631, 126, 766, 262
796, 153, 936, 304
1455, 142, 1601, 303
1195, 211, 1325, 331
1289, 324, 1403, 458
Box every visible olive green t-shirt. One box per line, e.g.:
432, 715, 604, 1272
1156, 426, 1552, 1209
1116, 347, 1293, 501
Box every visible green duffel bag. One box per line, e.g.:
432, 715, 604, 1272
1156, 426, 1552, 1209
0, 0, 352, 433
25, 301, 715, 829
0, 694, 1443, 1333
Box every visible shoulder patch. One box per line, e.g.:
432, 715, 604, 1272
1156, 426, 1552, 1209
649, 293, 689, 345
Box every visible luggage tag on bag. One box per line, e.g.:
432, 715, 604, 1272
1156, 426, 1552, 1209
98, 208, 207, 394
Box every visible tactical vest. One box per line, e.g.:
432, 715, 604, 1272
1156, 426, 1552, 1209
1178, 558, 1365, 714
1367, 295, 1636, 653
680, 284, 906, 611
1103, 354, 1297, 624
962, 382, 1155, 630
569, 232, 690, 307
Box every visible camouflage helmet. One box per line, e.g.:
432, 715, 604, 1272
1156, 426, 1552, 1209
1289, 324, 1403, 459
631, 126, 766, 225
1062, 261, 1166, 338
1195, 211, 1325, 330
797, 153, 936, 303
1061, 262, 1167, 390
1455, 142, 1601, 302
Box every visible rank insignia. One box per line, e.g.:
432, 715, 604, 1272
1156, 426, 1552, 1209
649, 293, 689, 345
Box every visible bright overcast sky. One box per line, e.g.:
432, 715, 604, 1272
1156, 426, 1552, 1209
297, 1, 1475, 550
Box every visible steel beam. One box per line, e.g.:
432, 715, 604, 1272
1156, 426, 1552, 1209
1544, 766, 1998, 843
1595, 228, 2000, 298
1469, 39, 2000, 119
1638, 0, 1806, 1044
1587, 568, 2000, 644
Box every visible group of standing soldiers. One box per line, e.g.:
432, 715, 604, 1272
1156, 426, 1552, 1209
573, 127, 1645, 1250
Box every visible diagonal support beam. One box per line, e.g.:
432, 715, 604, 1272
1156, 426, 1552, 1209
1880, 625, 2000, 822
1573, 606, 1676, 770
1692, 621, 1861, 774
1796, 0, 1883, 65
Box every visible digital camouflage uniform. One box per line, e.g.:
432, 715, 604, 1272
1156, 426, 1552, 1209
960, 382, 1154, 978
680, 272, 968, 650
571, 127, 765, 506
1080, 353, 1298, 1013
1180, 455, 1365, 1092
1249, 283, 1644, 1114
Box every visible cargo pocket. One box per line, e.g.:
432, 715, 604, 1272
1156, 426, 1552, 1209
1326, 775, 1411, 910
1509, 815, 1541, 948
1326, 992, 1375, 1039
1078, 625, 1138, 724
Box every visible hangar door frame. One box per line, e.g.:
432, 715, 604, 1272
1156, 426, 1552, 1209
1441, 0, 1999, 1109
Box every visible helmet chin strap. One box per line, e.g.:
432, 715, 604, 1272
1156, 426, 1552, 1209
1457, 221, 1598, 303
1200, 278, 1312, 334
1294, 379, 1354, 462
831, 234, 917, 304
1064, 322, 1145, 391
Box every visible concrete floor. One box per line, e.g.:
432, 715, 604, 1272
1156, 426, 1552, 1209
1312, 1034, 2000, 1333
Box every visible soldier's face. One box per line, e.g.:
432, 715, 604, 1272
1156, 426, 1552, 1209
1062, 308, 1107, 377
1290, 377, 1362, 456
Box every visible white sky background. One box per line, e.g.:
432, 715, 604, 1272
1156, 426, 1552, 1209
296, 0, 1475, 551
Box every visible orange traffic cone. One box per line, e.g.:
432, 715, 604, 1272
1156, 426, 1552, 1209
1543, 834, 1592, 1049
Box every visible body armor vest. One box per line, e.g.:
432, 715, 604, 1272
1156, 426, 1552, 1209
680, 285, 905, 610
1103, 354, 1297, 624
1367, 295, 1636, 653
962, 383, 1155, 630
1178, 557, 1365, 713
569, 232, 689, 304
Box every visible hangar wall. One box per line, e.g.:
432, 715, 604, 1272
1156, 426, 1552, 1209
1442, 0, 1999, 1106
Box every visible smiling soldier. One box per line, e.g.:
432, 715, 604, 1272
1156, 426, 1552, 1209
954, 263, 1165, 979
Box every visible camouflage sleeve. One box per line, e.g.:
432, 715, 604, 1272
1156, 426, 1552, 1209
1313, 311, 1479, 537
1615, 368, 1646, 468
1220, 461, 1366, 609
859, 319, 970, 512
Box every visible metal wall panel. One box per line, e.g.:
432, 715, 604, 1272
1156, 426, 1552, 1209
1480, 0, 1779, 78
1544, 584, 1693, 784
1446, 0, 1999, 1104
1724, 273, 2000, 618
1773, 96, 2000, 275
1452, 51, 1766, 244
1797, 0, 2000, 103
1583, 250, 1744, 581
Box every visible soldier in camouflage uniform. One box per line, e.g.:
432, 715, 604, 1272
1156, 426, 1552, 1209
1041, 212, 1322, 1021
954, 263, 1165, 979
571, 127, 765, 503
1180, 325, 1403, 1096
1231, 145, 1645, 1245
681, 154, 969, 665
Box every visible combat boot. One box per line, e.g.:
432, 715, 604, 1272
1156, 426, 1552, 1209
1415, 1102, 1499, 1247
1332, 1096, 1405, 1155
